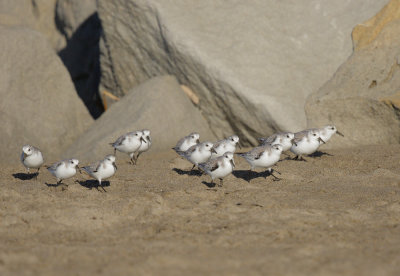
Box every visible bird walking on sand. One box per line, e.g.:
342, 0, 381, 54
47, 159, 80, 185
237, 144, 283, 180
110, 131, 146, 165
178, 142, 216, 170
290, 129, 325, 161
20, 145, 44, 178
198, 152, 235, 187
82, 155, 117, 189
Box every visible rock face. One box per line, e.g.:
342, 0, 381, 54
63, 76, 216, 162
56, 0, 103, 118
0, 26, 93, 164
0, 0, 65, 50
305, 0, 400, 148
97, 0, 388, 145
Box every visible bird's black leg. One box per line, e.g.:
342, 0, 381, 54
218, 178, 223, 187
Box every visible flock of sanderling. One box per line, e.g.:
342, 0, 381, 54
20, 125, 343, 188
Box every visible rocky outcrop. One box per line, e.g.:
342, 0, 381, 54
305, 0, 400, 148
63, 76, 216, 162
0, 0, 65, 50
0, 26, 93, 164
97, 0, 388, 145
56, 0, 103, 118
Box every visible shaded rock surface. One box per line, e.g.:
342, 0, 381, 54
306, 0, 400, 148
56, 0, 103, 118
0, 0, 65, 50
97, 0, 388, 145
0, 26, 93, 164
63, 76, 216, 162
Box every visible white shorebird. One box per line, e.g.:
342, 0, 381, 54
198, 151, 235, 187
82, 155, 117, 188
47, 159, 80, 185
173, 132, 200, 153
211, 135, 240, 158
20, 145, 44, 178
311, 125, 344, 143
258, 132, 295, 152
110, 131, 146, 164
290, 129, 325, 161
135, 129, 152, 163
179, 142, 216, 170
237, 144, 283, 180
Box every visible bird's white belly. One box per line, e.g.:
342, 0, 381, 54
291, 140, 319, 155
211, 164, 232, 179
190, 151, 211, 164
23, 153, 43, 168
94, 165, 115, 180
253, 154, 280, 168
56, 166, 76, 180
117, 140, 141, 153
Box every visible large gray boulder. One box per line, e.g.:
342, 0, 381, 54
0, 26, 93, 164
63, 76, 216, 162
0, 0, 65, 50
305, 0, 400, 148
97, 0, 388, 145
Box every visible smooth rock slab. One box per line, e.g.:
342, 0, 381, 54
63, 76, 216, 162
98, 0, 388, 145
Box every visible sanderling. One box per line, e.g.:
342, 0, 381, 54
211, 135, 240, 158
258, 132, 295, 152
82, 155, 117, 188
179, 142, 216, 170
237, 144, 283, 180
135, 129, 152, 163
198, 152, 235, 187
290, 129, 325, 161
173, 132, 200, 153
47, 159, 80, 185
110, 131, 146, 164
313, 125, 344, 143
20, 145, 44, 177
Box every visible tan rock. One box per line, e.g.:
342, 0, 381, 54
63, 76, 216, 162
0, 26, 93, 164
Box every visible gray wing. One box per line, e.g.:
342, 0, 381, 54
21, 152, 27, 162
83, 160, 101, 173
293, 131, 308, 142
198, 158, 219, 172
212, 139, 225, 149
259, 134, 278, 145
47, 161, 64, 172
111, 135, 127, 147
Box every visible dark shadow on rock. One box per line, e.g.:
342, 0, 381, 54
232, 170, 276, 182
12, 172, 39, 180
76, 179, 109, 192
58, 12, 103, 118
172, 168, 203, 176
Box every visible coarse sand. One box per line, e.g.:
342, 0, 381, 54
1, 145, 399, 275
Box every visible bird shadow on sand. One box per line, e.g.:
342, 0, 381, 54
309, 151, 333, 158
172, 168, 203, 177
232, 170, 280, 182
201, 181, 217, 188
75, 180, 110, 192
12, 172, 39, 180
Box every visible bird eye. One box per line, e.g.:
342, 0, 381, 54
313, 133, 316, 136
331, 127, 334, 130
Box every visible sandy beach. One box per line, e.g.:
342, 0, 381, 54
1, 145, 399, 275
